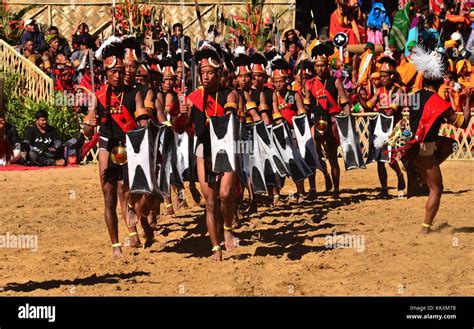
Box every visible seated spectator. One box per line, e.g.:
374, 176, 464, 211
23, 110, 65, 167
39, 35, 61, 75
20, 39, 42, 68
0, 116, 21, 166
47, 25, 72, 57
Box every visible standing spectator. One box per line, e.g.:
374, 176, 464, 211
19, 19, 45, 51
70, 34, 94, 84
71, 23, 92, 52
171, 23, 191, 54
23, 110, 65, 167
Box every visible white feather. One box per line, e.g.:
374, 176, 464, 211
267, 54, 282, 76
234, 46, 246, 56
410, 45, 445, 80
95, 36, 122, 60
198, 41, 217, 52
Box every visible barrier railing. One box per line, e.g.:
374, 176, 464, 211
0, 39, 54, 103
350, 112, 474, 161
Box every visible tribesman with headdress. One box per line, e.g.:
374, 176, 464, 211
292, 59, 323, 200
304, 43, 351, 198
250, 52, 273, 126
360, 56, 406, 198
155, 56, 187, 216
271, 58, 308, 203
250, 52, 282, 206
122, 36, 160, 236
83, 36, 148, 257
401, 46, 471, 234
232, 52, 262, 213
179, 43, 241, 261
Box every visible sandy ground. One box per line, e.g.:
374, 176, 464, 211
0, 159, 473, 296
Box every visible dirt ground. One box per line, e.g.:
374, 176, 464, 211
0, 159, 473, 296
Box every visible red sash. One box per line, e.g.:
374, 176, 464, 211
308, 78, 340, 115
277, 92, 296, 127
95, 86, 138, 134
188, 87, 226, 116
412, 93, 451, 144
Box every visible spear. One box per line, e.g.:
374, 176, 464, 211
195, 0, 206, 41
180, 36, 187, 105
310, 10, 319, 40
88, 49, 95, 95
112, 0, 116, 35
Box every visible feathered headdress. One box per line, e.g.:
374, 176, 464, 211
122, 35, 144, 63
194, 42, 223, 69
378, 56, 397, 73
233, 54, 251, 76
270, 58, 290, 78
174, 49, 190, 69
410, 45, 446, 80
95, 36, 124, 69
250, 52, 267, 74
311, 43, 334, 63
158, 57, 177, 78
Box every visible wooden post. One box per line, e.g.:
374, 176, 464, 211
48, 5, 53, 27
0, 76, 5, 117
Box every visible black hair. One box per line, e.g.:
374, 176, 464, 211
48, 26, 58, 32
271, 58, 290, 72
264, 39, 273, 46
35, 110, 49, 120
378, 56, 397, 67
445, 71, 458, 82
311, 43, 334, 59
173, 23, 184, 30
122, 35, 143, 61
232, 54, 251, 69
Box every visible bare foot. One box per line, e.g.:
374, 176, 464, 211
297, 195, 306, 204
140, 216, 155, 248
129, 233, 142, 248
211, 249, 223, 262
148, 212, 158, 230
271, 194, 281, 208
165, 203, 175, 216
223, 230, 240, 252
421, 223, 432, 235
112, 246, 123, 258
127, 207, 138, 228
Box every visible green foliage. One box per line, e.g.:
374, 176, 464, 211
0, 4, 36, 44
2, 71, 79, 141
